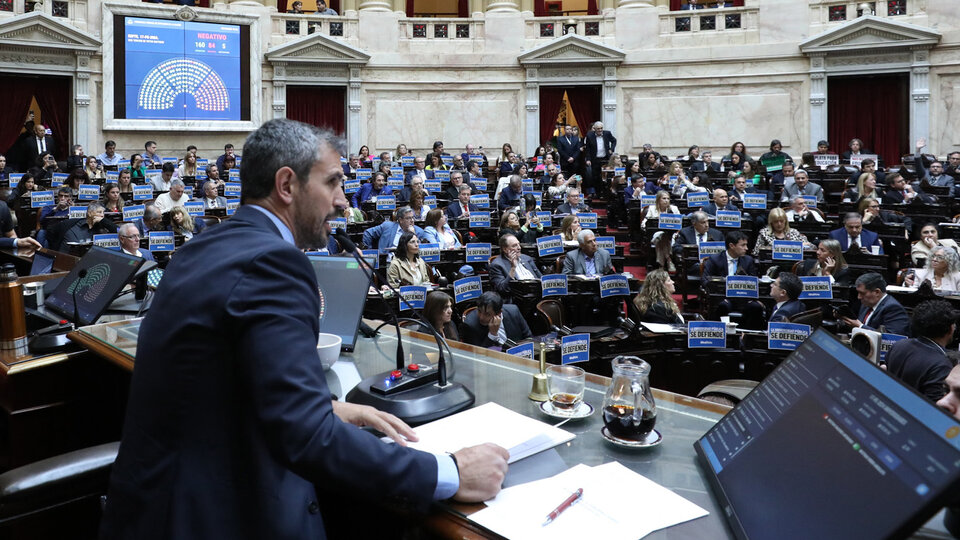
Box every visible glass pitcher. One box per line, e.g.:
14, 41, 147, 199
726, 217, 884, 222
602, 356, 657, 440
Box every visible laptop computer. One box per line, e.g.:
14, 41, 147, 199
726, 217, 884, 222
305, 254, 372, 352
695, 329, 960, 539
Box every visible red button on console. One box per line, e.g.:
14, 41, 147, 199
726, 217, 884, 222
407, 364, 420, 372
390, 370, 403, 380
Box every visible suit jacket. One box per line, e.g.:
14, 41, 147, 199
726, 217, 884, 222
100, 205, 437, 540
498, 188, 523, 211
769, 299, 806, 322
562, 248, 613, 276
858, 294, 909, 336
21, 135, 56, 169
461, 303, 532, 348
886, 338, 955, 401
362, 220, 426, 253
828, 227, 883, 254
881, 189, 911, 205
584, 131, 617, 164
353, 183, 392, 207
404, 169, 434, 184
443, 184, 472, 200
554, 202, 590, 215
701, 202, 738, 217
639, 301, 683, 325
445, 201, 480, 220
689, 161, 721, 173
488, 254, 542, 297
800, 258, 851, 287
556, 135, 582, 166
386, 256, 432, 287
702, 251, 758, 279
672, 226, 724, 257
781, 182, 824, 202
203, 196, 228, 210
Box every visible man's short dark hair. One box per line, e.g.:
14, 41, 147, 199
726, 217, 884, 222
105, 140, 116, 148
144, 141, 156, 149
433, 141, 444, 151
885, 173, 903, 187
466, 160, 479, 171
860, 158, 875, 168
57, 186, 72, 197
498, 234, 516, 250
855, 272, 886, 291
911, 300, 960, 339
187, 145, 197, 152
725, 230, 749, 248
476, 291, 503, 314
778, 272, 802, 300
162, 162, 176, 174
239, 119, 344, 203
205, 164, 218, 177
224, 144, 234, 151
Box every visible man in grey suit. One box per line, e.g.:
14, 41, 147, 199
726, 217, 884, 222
201, 180, 228, 209
563, 229, 613, 277
780, 169, 824, 203
489, 234, 542, 300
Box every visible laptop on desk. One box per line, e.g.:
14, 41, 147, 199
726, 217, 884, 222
695, 329, 960, 540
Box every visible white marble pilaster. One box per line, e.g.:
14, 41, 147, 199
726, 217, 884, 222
616, 0, 651, 7
348, 67, 363, 152
272, 62, 287, 120
808, 54, 827, 151
524, 68, 539, 156
485, 0, 519, 12
602, 65, 617, 136
358, 0, 392, 11
74, 53, 91, 151
910, 48, 931, 149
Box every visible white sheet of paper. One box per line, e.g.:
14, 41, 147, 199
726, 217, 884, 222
640, 322, 685, 334
471, 461, 708, 540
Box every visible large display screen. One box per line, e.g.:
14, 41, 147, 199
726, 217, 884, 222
115, 16, 250, 121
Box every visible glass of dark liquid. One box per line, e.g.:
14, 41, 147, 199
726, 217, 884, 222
547, 365, 585, 411
602, 356, 657, 441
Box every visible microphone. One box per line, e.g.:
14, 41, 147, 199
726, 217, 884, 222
616, 316, 636, 333
72, 268, 87, 327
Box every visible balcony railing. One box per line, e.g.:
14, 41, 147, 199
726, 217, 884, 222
809, 0, 912, 25
272, 13, 356, 41
398, 17, 482, 41
526, 15, 607, 40
660, 5, 757, 34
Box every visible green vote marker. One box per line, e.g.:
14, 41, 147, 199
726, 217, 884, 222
853, 443, 861, 451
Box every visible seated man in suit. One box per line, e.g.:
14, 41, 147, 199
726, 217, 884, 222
353, 171, 392, 207
768, 161, 795, 194
785, 196, 824, 222
135, 205, 164, 237
829, 213, 883, 254
361, 206, 425, 253
701, 189, 737, 217
404, 156, 434, 185
769, 272, 806, 322
60, 202, 117, 250
0, 200, 41, 250
881, 172, 918, 204
497, 175, 523, 212
443, 170, 473, 200
839, 272, 909, 335
201, 180, 228, 210
446, 185, 479, 220
118, 222, 155, 262
554, 187, 590, 215
689, 150, 721, 173
342, 154, 361, 176
397, 175, 425, 204
728, 175, 757, 202
703, 230, 758, 280
847, 158, 886, 188
461, 291, 532, 348
563, 229, 613, 277
489, 234, 542, 299
886, 299, 958, 402
780, 169, 824, 203
672, 210, 724, 258
915, 138, 954, 193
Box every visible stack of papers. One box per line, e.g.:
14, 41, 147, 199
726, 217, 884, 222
469, 462, 708, 539
640, 322, 685, 334
405, 402, 575, 464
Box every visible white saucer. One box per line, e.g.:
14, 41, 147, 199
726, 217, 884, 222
600, 427, 663, 448
539, 400, 595, 419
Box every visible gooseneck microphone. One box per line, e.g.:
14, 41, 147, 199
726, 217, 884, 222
72, 268, 87, 327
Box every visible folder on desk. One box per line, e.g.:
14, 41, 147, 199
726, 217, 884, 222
405, 402, 574, 464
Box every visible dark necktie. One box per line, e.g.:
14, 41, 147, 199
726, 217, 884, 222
862, 307, 873, 324
849, 240, 859, 252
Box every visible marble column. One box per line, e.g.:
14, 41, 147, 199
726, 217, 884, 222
486, 0, 519, 13
74, 53, 92, 152
910, 48, 931, 148
602, 65, 617, 135
272, 62, 287, 120
347, 67, 363, 154
524, 68, 540, 156
808, 54, 827, 151
617, 0, 651, 8
358, 0, 392, 11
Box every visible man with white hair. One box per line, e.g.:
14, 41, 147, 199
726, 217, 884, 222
584, 121, 617, 195
154, 178, 190, 213
780, 169, 824, 203
562, 229, 613, 277
118, 222, 155, 262
60, 202, 116, 250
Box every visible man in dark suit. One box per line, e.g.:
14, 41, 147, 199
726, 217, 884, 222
689, 150, 721, 173
0, 200, 41, 250
728, 175, 757, 202
352, 171, 392, 207
100, 119, 508, 540
847, 159, 886, 188
397, 175, 425, 203
201, 180, 228, 210
881, 172, 918, 204
769, 272, 806, 322
117, 222, 155, 262
886, 300, 958, 401
361, 206, 425, 253
701, 189, 738, 217
489, 234, 542, 299
780, 169, 824, 203
498, 175, 524, 212
442, 170, 472, 200
342, 154, 361, 176
445, 185, 479, 220
562, 229, 613, 277
914, 138, 953, 193
583, 121, 617, 194
672, 210, 724, 258
21, 123, 56, 171
703, 230, 758, 280
461, 291, 532, 348
556, 124, 582, 177
829, 213, 884, 254
839, 272, 909, 336
554, 188, 590, 215
405, 156, 434, 184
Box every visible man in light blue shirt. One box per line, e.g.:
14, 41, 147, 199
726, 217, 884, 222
96, 140, 123, 167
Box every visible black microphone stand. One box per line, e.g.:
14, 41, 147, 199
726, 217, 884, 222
334, 229, 474, 425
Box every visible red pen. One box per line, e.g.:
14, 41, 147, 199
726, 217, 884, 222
542, 488, 584, 526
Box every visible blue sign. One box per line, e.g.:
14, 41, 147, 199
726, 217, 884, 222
78, 184, 100, 201
328, 218, 348, 233
30, 190, 53, 208
578, 213, 598, 230
360, 249, 380, 269
536, 211, 552, 224
229, 169, 241, 181
743, 193, 766, 210
401, 155, 415, 167
668, 176, 679, 189
419, 243, 441, 263
688, 321, 726, 348
536, 235, 564, 257
540, 274, 568, 297
640, 194, 656, 207
52, 172, 69, 187
424, 196, 437, 209
469, 214, 491, 228
596, 236, 616, 255
506, 342, 534, 361
8, 173, 22, 189
398, 285, 427, 311
470, 194, 490, 209
224, 182, 242, 198
698, 241, 725, 259
768, 322, 811, 351
105, 171, 119, 183
560, 333, 590, 364
434, 170, 450, 180
879, 333, 908, 364
184, 201, 204, 217
726, 276, 759, 298
390, 166, 403, 177
69, 206, 88, 219
465, 243, 492, 263
772, 240, 804, 261
424, 180, 441, 193
614, 167, 626, 177
799, 276, 833, 299
387, 176, 404, 189
442, 155, 454, 166
93, 233, 119, 249
599, 275, 630, 298
225, 199, 240, 215
149, 231, 175, 252
344, 179, 360, 194
356, 168, 372, 180
376, 196, 397, 211
132, 185, 151, 201
470, 177, 488, 191
802, 195, 818, 208
453, 275, 483, 303
716, 210, 742, 228
686, 192, 708, 207
522, 179, 534, 193
658, 213, 682, 230
123, 204, 145, 221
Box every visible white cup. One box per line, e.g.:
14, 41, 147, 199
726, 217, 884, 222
317, 333, 342, 371
871, 245, 880, 255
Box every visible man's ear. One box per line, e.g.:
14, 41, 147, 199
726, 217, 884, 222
274, 166, 297, 205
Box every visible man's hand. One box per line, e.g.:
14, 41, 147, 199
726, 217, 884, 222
452, 443, 510, 502
840, 316, 862, 329
585, 160, 592, 167
16, 237, 41, 250
923, 236, 938, 249
487, 313, 503, 336
331, 401, 418, 446
917, 137, 926, 151
567, 157, 574, 163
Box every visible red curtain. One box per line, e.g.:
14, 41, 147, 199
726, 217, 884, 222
0, 74, 37, 163
539, 86, 565, 147
32, 76, 71, 164
587, 0, 597, 15
534, 0, 545, 16
565, 85, 601, 132
828, 74, 908, 167
406, 0, 414, 16
458, 0, 468, 17
286, 85, 346, 136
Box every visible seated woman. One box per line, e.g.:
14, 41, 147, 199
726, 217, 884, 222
169, 206, 203, 241
912, 222, 960, 265
408, 190, 430, 220
117, 168, 134, 194
640, 190, 679, 229
64, 168, 89, 198
753, 207, 811, 256
640, 151, 664, 173
513, 163, 529, 179
842, 172, 883, 203
342, 200, 364, 223
101, 183, 126, 213
420, 291, 460, 341
6, 172, 36, 207
904, 247, 960, 291
559, 215, 581, 246
669, 161, 708, 197
386, 231, 432, 287
128, 153, 146, 183
547, 172, 574, 199
521, 194, 545, 238
498, 210, 537, 244
425, 153, 448, 172
632, 269, 683, 324
801, 238, 851, 286
84, 156, 104, 181
422, 209, 461, 249
177, 152, 199, 180
859, 198, 912, 237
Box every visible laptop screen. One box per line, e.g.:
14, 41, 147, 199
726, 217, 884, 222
44, 246, 145, 326
306, 254, 371, 352
695, 329, 960, 540
29, 251, 56, 275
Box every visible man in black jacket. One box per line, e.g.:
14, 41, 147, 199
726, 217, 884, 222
461, 291, 532, 348
887, 300, 958, 401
